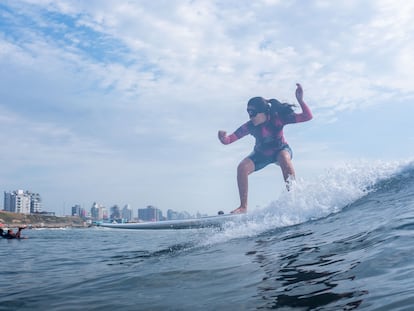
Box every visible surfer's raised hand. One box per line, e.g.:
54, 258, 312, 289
295, 83, 304, 103
294, 83, 312, 122
218, 130, 227, 143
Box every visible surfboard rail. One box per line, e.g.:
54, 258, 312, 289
98, 213, 245, 230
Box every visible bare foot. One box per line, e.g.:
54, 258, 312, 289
230, 207, 247, 214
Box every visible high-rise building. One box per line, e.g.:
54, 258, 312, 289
138, 205, 163, 222
110, 205, 121, 220
91, 202, 108, 221
167, 209, 179, 220
72, 204, 81, 216
30, 193, 42, 213
122, 204, 133, 222
3, 190, 36, 214
4, 191, 13, 212
72, 204, 87, 218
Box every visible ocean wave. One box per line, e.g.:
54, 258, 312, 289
201, 159, 413, 246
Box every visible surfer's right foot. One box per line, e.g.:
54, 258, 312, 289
231, 207, 247, 214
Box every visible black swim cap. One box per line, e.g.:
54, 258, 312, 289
247, 97, 269, 113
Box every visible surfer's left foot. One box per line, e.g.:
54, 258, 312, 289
231, 207, 247, 214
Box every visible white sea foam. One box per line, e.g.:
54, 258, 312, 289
201, 159, 409, 245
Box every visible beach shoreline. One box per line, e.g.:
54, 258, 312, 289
0, 211, 88, 228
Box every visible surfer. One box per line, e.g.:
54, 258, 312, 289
218, 83, 313, 214
1, 227, 26, 239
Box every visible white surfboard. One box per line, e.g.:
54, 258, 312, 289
98, 213, 245, 230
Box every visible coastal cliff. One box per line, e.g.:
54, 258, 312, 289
0, 211, 87, 228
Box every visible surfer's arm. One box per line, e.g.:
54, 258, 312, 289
218, 122, 250, 145
293, 102, 312, 122
293, 83, 313, 123
15, 227, 25, 239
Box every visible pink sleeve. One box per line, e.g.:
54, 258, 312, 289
221, 133, 239, 145
221, 122, 251, 144
295, 101, 313, 123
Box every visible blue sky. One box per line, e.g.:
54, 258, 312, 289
1, 0, 413, 216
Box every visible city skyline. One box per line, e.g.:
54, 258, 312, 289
73, 202, 199, 222
3, 188, 195, 220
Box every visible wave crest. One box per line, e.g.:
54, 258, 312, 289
203, 160, 412, 245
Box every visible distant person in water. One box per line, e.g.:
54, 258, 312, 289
1, 227, 26, 239
218, 83, 313, 214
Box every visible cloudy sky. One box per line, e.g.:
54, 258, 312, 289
1, 0, 413, 216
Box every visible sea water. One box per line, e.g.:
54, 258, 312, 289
1, 160, 414, 310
